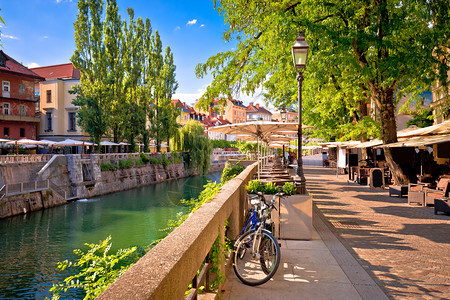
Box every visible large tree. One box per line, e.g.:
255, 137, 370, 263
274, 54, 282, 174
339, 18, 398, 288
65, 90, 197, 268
196, 0, 449, 184
148, 32, 179, 152
71, 0, 108, 151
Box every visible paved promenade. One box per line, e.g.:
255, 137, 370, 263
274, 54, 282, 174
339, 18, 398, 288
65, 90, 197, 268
222, 160, 450, 299
308, 165, 450, 299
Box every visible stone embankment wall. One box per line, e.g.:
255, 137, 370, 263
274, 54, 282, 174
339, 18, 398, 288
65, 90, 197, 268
0, 189, 65, 218
0, 153, 226, 219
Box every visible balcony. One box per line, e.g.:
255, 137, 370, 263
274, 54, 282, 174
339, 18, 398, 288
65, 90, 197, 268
0, 114, 41, 123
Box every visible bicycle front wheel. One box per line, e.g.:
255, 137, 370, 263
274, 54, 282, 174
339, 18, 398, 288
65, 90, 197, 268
233, 230, 280, 286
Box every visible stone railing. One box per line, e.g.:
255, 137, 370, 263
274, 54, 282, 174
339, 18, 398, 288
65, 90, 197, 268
0, 154, 53, 164
2, 180, 49, 196
98, 162, 258, 299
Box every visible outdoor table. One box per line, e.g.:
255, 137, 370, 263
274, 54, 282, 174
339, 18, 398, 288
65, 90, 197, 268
389, 185, 408, 198
434, 198, 450, 215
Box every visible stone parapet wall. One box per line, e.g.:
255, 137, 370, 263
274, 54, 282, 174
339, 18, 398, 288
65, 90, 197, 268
98, 162, 258, 299
82, 162, 188, 198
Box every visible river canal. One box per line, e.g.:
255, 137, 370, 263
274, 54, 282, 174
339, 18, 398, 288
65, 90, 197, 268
0, 172, 222, 299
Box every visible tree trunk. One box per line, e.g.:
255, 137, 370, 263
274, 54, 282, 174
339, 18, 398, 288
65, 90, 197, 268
370, 84, 409, 185
359, 96, 369, 158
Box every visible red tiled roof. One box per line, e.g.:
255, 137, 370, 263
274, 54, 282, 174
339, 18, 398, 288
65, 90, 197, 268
30, 63, 80, 80
246, 103, 272, 115
0, 50, 44, 80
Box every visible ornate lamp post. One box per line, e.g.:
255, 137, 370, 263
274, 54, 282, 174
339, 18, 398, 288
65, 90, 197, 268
280, 107, 287, 123
291, 31, 309, 194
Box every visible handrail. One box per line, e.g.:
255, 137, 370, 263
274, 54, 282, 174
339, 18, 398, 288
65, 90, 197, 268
0, 185, 5, 201
97, 162, 258, 299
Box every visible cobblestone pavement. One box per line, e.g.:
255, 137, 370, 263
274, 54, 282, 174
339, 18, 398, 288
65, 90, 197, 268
306, 165, 450, 300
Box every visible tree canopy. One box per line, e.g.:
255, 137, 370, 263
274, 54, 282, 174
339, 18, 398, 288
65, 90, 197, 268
196, 0, 449, 184
71, 0, 179, 152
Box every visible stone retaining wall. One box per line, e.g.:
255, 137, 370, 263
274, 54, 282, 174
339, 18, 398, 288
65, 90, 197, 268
0, 155, 226, 219
0, 189, 66, 218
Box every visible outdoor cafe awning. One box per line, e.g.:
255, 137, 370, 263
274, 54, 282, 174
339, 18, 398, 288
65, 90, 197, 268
377, 134, 450, 148
208, 121, 312, 139
397, 120, 450, 138
352, 140, 383, 149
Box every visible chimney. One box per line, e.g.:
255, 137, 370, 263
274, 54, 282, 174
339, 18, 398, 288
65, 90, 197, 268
209, 105, 213, 118
256, 104, 260, 109
249, 102, 253, 106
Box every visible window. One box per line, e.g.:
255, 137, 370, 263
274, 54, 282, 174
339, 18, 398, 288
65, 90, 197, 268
19, 84, 25, 95
2, 81, 10, 98
2, 103, 10, 115
4, 127, 9, 137
46, 112, 52, 131
20, 128, 25, 137
68, 112, 76, 131
46, 90, 52, 103
19, 105, 26, 116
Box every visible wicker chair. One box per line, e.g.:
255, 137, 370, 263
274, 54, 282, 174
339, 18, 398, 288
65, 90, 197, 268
408, 182, 428, 206
424, 178, 450, 206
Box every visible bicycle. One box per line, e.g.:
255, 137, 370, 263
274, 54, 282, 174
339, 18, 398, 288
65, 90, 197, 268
232, 192, 281, 286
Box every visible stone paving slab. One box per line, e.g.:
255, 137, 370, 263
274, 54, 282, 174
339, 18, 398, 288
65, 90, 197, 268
306, 165, 450, 299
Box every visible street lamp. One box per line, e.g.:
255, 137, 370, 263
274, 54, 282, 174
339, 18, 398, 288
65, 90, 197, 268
280, 107, 287, 122
292, 31, 309, 194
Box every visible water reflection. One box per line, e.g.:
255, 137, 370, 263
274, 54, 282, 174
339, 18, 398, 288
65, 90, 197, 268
0, 172, 221, 299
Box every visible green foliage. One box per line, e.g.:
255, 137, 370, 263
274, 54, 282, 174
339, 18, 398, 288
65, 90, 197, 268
149, 157, 161, 164
407, 108, 434, 128
172, 152, 182, 163
100, 162, 119, 171
160, 153, 172, 169
246, 180, 264, 194
195, 0, 448, 148
235, 141, 257, 154
135, 159, 145, 166
264, 182, 278, 195
221, 161, 245, 183
211, 139, 234, 149
173, 120, 213, 175
72, 0, 178, 151
282, 182, 296, 195
119, 158, 134, 169
50, 236, 142, 299
139, 152, 149, 164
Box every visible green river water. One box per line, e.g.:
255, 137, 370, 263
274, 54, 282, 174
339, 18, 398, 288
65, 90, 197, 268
0, 172, 222, 299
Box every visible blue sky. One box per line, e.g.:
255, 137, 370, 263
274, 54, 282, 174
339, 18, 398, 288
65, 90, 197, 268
0, 0, 265, 106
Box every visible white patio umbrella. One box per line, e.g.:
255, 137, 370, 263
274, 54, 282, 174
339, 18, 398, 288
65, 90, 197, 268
100, 141, 119, 146
6, 138, 49, 154
0, 138, 12, 143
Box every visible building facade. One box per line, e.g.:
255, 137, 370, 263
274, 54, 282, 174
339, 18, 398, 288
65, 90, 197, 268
0, 50, 43, 140
31, 63, 85, 141
246, 102, 272, 121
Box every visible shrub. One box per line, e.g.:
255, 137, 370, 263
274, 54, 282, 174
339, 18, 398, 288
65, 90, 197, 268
282, 182, 296, 195
139, 152, 149, 164
264, 182, 279, 195
246, 179, 264, 194
100, 162, 118, 171
135, 158, 145, 166
221, 161, 245, 183
119, 158, 134, 169
161, 153, 172, 169
149, 157, 161, 164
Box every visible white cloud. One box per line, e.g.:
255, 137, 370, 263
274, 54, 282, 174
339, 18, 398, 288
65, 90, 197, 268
1, 34, 19, 40
186, 19, 197, 26
200, 24, 205, 28
43, 36, 49, 39
174, 26, 181, 31
27, 62, 40, 68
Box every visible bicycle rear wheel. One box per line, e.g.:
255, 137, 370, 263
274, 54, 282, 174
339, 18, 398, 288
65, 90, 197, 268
233, 230, 280, 286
